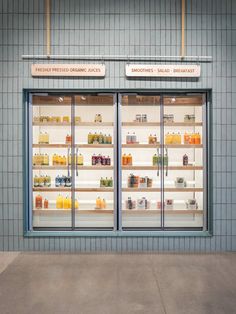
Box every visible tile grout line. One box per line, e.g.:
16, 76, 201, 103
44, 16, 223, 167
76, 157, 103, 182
148, 255, 168, 314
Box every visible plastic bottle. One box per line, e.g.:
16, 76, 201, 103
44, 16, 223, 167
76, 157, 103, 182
122, 154, 127, 165
44, 199, 49, 209
35, 195, 42, 209
78, 154, 83, 166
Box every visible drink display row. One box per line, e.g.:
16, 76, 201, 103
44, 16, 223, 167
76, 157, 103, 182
34, 113, 105, 124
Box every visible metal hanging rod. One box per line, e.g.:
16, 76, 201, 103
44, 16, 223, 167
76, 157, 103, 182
21, 55, 212, 62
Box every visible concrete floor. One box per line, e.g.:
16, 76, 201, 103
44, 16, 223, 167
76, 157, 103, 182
0, 253, 236, 314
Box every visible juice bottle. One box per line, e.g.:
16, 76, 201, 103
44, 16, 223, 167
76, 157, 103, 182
177, 132, 181, 144
153, 154, 158, 166
88, 132, 93, 144
122, 154, 127, 165
78, 154, 83, 165
189, 133, 195, 144
96, 197, 101, 209
35, 195, 42, 209
93, 132, 98, 143
63, 196, 69, 209
107, 134, 112, 144
33, 176, 39, 187
195, 133, 201, 144
45, 132, 49, 144
44, 199, 49, 209
184, 132, 190, 144
99, 133, 103, 144
68, 198, 72, 209
62, 155, 67, 165
52, 154, 56, 165
56, 194, 63, 209
127, 154, 132, 165
173, 133, 179, 144
101, 199, 106, 209
74, 199, 79, 209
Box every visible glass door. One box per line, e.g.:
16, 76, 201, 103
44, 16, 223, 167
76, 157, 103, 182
162, 94, 205, 229
30, 94, 73, 229
74, 94, 116, 229
120, 95, 162, 229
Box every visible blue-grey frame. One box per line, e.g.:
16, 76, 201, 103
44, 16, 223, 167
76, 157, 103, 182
23, 89, 212, 238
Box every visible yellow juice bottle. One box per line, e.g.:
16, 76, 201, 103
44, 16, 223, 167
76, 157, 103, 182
96, 197, 101, 209
56, 194, 63, 209
78, 154, 83, 165
74, 199, 79, 209
68, 198, 72, 209
63, 196, 69, 209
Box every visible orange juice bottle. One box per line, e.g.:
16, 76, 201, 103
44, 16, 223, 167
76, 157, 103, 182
189, 133, 195, 144
122, 154, 127, 165
101, 198, 106, 209
96, 197, 101, 209
195, 133, 201, 144
127, 154, 132, 165
177, 132, 181, 144
184, 132, 190, 144
35, 195, 42, 209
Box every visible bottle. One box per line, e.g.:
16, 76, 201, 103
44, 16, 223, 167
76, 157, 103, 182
184, 132, 190, 144
44, 199, 49, 209
122, 154, 127, 165
63, 196, 69, 209
195, 133, 201, 144
92, 154, 96, 166
96, 196, 101, 209
62, 155, 67, 165
74, 199, 79, 209
153, 154, 158, 166
88, 132, 93, 144
35, 195, 42, 209
107, 134, 112, 144
34, 175, 39, 187
127, 154, 132, 166
56, 194, 63, 209
102, 199, 106, 209
105, 156, 111, 166
99, 132, 103, 144
183, 154, 189, 166
78, 154, 83, 166
126, 132, 131, 144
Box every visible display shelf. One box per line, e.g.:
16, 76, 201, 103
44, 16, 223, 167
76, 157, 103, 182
75, 122, 113, 126
33, 144, 70, 148
33, 144, 113, 148
76, 144, 114, 148
122, 144, 160, 148
164, 144, 203, 148
33, 209, 114, 215
122, 122, 202, 127
122, 209, 203, 215
33, 209, 203, 215
33, 187, 114, 192
33, 122, 71, 126
163, 96, 203, 106
33, 122, 113, 127
122, 188, 203, 192
33, 165, 114, 170
122, 165, 203, 170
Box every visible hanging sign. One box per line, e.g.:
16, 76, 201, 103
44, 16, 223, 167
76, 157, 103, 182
31, 64, 105, 77
126, 64, 201, 77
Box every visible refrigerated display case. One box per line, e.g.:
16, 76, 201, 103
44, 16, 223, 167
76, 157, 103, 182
25, 91, 210, 232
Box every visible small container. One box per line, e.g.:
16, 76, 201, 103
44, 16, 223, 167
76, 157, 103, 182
183, 154, 189, 166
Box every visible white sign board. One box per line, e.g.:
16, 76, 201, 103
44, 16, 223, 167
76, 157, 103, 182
126, 64, 201, 77
31, 64, 105, 77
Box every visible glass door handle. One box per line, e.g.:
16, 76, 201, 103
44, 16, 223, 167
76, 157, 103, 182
76, 147, 79, 177
67, 147, 70, 177
165, 148, 168, 176
157, 148, 160, 176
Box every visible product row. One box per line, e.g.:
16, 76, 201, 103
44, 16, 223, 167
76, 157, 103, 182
34, 195, 199, 211
33, 175, 113, 188
33, 113, 198, 124
33, 153, 194, 167
126, 197, 199, 210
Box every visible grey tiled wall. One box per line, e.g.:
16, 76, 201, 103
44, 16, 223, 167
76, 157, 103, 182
0, 0, 236, 251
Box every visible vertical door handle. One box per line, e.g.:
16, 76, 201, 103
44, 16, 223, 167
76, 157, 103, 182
76, 147, 79, 177
67, 147, 70, 177
157, 148, 160, 177
165, 148, 168, 177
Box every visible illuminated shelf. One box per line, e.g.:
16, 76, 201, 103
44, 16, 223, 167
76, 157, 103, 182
122, 188, 203, 192
33, 209, 114, 215
33, 144, 113, 148
122, 144, 160, 148
122, 166, 203, 170
33, 166, 114, 170
122, 122, 202, 127
33, 209, 203, 215
76, 144, 113, 148
122, 209, 203, 215
33, 122, 113, 126
164, 144, 203, 148
33, 188, 114, 192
